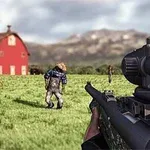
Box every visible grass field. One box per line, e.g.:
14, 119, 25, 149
0, 75, 136, 150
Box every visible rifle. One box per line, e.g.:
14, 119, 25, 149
85, 37, 150, 150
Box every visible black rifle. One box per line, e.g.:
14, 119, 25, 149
85, 37, 150, 150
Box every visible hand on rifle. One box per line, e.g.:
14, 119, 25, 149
84, 99, 100, 142
89, 99, 100, 120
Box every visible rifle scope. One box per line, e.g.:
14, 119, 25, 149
122, 37, 150, 89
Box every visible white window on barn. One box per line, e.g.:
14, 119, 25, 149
8, 35, 16, 46
10, 65, 15, 75
0, 66, 3, 75
21, 66, 26, 75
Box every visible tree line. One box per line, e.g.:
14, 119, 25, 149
29, 64, 122, 75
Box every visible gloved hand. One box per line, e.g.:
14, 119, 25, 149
45, 79, 50, 90
60, 89, 63, 95
62, 84, 66, 94
89, 99, 100, 119
45, 85, 48, 90
89, 99, 99, 112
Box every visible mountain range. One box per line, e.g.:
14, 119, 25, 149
25, 29, 149, 66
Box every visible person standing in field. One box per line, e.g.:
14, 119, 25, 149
108, 65, 114, 83
44, 62, 67, 109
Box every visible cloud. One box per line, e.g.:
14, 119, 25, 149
21, 34, 57, 44
0, 0, 150, 43
0, 0, 18, 30
53, 0, 120, 3
116, 1, 136, 23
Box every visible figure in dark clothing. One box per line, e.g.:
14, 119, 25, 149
108, 65, 113, 83
44, 63, 67, 109
81, 100, 109, 150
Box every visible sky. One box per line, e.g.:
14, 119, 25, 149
0, 0, 150, 44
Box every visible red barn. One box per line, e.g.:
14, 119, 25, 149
0, 25, 30, 75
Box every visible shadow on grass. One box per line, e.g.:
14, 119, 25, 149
13, 99, 45, 108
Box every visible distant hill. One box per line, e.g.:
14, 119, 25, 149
25, 29, 149, 66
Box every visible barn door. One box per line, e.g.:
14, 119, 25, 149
0, 66, 2, 75
21, 66, 26, 75
10, 66, 15, 75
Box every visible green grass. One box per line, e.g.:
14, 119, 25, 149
0, 75, 136, 150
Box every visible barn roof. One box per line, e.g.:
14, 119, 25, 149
0, 26, 30, 56
0, 32, 9, 40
